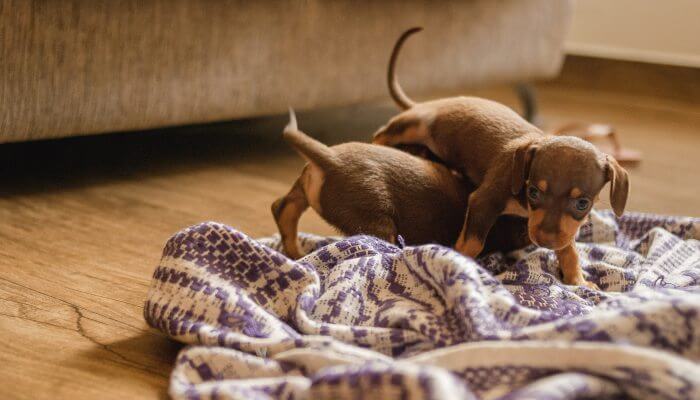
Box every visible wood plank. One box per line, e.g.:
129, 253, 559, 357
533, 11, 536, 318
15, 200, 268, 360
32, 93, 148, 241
0, 83, 698, 399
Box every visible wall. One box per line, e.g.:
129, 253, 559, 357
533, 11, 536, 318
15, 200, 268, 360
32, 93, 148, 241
566, 0, 700, 67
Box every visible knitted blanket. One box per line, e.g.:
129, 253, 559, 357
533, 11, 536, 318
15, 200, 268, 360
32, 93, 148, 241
145, 211, 700, 400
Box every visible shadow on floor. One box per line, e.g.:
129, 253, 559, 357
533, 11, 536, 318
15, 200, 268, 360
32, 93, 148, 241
0, 103, 396, 198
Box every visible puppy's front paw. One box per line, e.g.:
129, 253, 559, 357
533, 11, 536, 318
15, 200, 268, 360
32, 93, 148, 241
454, 236, 483, 258
583, 280, 600, 290
285, 248, 305, 260
566, 276, 600, 290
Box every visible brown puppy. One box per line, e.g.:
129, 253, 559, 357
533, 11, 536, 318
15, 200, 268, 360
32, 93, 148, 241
272, 109, 529, 259
372, 28, 630, 288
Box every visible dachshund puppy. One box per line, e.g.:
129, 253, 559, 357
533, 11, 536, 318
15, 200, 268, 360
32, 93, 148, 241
372, 28, 630, 288
272, 109, 529, 259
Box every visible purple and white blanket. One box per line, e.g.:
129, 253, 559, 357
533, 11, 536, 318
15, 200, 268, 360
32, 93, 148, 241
145, 210, 700, 400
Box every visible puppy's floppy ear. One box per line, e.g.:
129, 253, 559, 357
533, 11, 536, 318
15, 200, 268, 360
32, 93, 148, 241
511, 140, 538, 195
606, 155, 630, 217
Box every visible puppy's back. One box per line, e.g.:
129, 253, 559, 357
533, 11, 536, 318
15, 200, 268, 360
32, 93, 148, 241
320, 142, 467, 246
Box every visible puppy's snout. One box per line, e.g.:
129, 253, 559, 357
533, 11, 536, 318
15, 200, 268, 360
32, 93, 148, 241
528, 210, 577, 250
530, 227, 573, 250
534, 231, 557, 247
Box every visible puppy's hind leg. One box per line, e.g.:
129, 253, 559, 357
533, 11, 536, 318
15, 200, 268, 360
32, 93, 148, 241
372, 114, 428, 147
369, 215, 398, 245
271, 177, 309, 259
345, 211, 398, 245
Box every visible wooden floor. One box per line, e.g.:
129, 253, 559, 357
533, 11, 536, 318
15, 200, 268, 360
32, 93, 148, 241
0, 84, 698, 399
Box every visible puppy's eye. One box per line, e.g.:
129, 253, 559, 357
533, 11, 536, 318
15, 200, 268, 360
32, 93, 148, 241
527, 185, 540, 201
574, 198, 591, 211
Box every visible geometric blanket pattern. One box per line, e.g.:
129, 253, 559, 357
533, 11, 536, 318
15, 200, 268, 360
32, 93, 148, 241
145, 210, 700, 399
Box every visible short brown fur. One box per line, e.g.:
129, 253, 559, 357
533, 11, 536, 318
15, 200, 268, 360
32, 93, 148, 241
373, 28, 631, 287
273, 109, 530, 259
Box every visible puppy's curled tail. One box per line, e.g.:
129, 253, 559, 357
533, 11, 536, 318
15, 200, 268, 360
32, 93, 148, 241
388, 27, 422, 110
283, 108, 338, 170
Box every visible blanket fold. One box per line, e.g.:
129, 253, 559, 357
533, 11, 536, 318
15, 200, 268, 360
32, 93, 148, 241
145, 211, 700, 400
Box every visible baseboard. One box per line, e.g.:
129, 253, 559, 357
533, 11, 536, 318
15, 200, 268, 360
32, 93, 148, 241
550, 55, 700, 106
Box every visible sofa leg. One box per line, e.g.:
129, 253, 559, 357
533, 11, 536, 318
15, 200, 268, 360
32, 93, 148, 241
515, 83, 540, 126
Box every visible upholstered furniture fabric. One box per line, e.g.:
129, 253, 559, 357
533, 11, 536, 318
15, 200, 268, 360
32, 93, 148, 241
0, 0, 572, 142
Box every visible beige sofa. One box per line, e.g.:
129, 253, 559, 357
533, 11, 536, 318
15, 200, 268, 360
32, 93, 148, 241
0, 0, 572, 143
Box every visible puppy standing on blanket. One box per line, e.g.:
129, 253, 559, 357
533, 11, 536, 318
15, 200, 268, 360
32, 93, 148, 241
373, 28, 630, 288
272, 109, 529, 259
